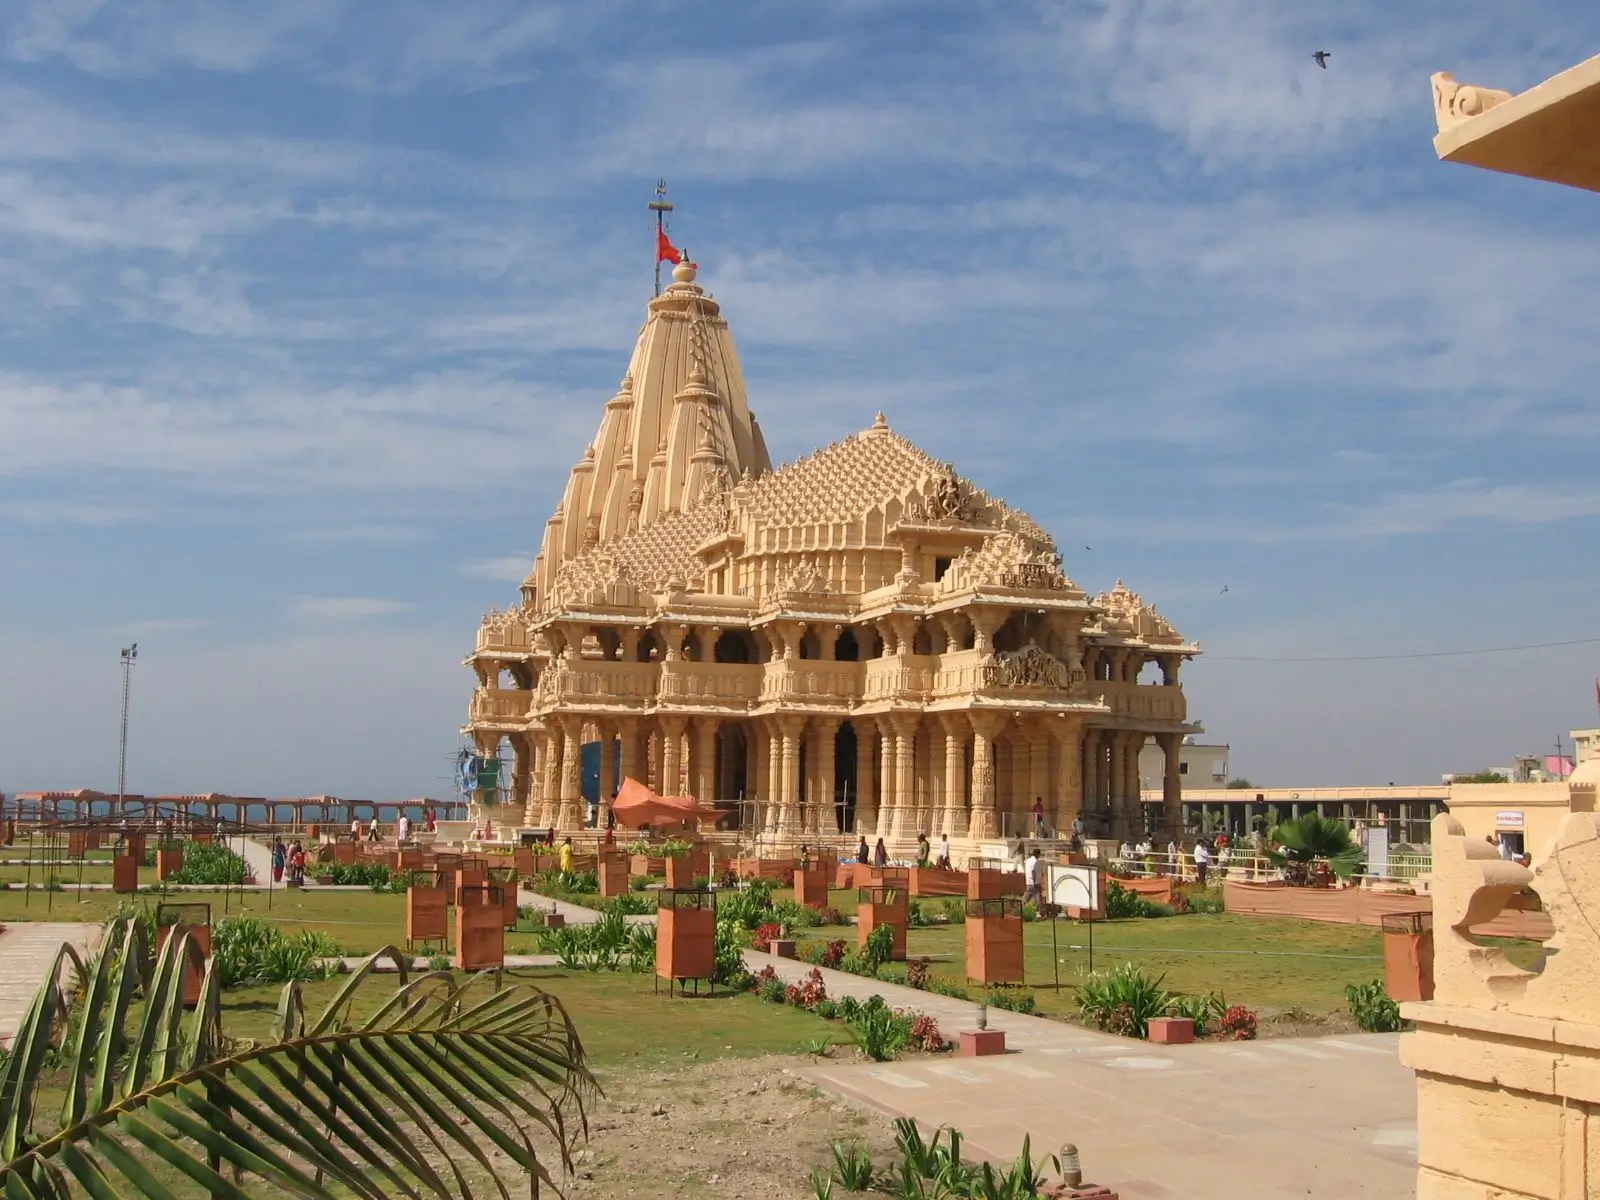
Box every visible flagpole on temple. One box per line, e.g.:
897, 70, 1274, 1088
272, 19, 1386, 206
649, 178, 673, 296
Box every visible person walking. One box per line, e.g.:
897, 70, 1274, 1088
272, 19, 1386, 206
937, 832, 952, 870
349, 816, 361, 843
288, 841, 305, 886
856, 835, 870, 864
559, 836, 574, 874
270, 839, 286, 885
916, 833, 931, 867
873, 838, 889, 868
1193, 838, 1212, 887
1032, 797, 1047, 838
1023, 847, 1044, 908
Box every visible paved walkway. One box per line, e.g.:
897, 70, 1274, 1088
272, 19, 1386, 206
750, 955, 1417, 1199
518, 887, 654, 926
0, 922, 105, 1046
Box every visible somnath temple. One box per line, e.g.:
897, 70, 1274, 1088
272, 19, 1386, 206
464, 255, 1199, 851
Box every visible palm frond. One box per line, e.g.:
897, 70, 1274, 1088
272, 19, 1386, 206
0, 918, 596, 1198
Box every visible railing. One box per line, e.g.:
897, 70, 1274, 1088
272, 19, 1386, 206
862, 657, 934, 701
1094, 681, 1186, 722
1105, 848, 1434, 885
930, 648, 985, 697
469, 688, 534, 722
760, 663, 862, 702
538, 660, 658, 703
660, 661, 763, 703
476, 619, 531, 653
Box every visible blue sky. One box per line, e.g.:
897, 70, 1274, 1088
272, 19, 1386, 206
1, 1, 1597, 799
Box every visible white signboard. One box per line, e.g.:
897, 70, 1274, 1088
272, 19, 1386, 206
1045, 864, 1100, 911
1363, 825, 1389, 880
1495, 810, 1525, 830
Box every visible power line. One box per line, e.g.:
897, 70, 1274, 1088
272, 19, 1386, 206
1207, 635, 1600, 663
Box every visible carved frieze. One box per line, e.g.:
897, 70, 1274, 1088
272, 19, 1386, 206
980, 644, 1074, 690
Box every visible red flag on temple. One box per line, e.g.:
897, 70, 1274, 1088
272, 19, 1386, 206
656, 227, 682, 264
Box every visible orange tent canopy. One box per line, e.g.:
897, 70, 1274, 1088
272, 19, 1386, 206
609, 777, 717, 829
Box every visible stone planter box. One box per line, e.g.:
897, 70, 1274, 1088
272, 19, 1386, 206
487, 868, 520, 929
1222, 880, 1552, 939
1117, 876, 1174, 904
910, 867, 966, 897
795, 865, 831, 910
454, 899, 505, 971
1148, 1016, 1194, 1044
112, 854, 139, 894
68, 831, 88, 859
657, 892, 716, 985
857, 885, 908, 961
598, 853, 630, 897
155, 847, 184, 881
333, 843, 358, 866
965, 899, 1024, 985
455, 867, 486, 907
967, 868, 1024, 900
734, 857, 794, 883
959, 1029, 1005, 1056
664, 855, 699, 888
630, 854, 665, 877
406, 883, 449, 946
769, 939, 798, 959
156, 923, 212, 1008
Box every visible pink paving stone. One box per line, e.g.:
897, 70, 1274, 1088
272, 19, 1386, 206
1147, 1016, 1194, 1045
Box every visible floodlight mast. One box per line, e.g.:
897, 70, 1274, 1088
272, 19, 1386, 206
117, 643, 137, 816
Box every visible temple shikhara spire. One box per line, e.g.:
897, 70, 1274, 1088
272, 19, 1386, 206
465, 237, 1199, 850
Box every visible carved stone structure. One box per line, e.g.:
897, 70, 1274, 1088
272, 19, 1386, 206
1401, 763, 1600, 1198
464, 258, 1199, 849
1431, 54, 1600, 193
1411, 59, 1600, 1195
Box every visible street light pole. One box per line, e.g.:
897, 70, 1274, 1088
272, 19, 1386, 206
117, 643, 137, 815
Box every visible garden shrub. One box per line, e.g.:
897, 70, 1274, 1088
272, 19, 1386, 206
1345, 979, 1403, 1032
1167, 991, 1226, 1036
905, 956, 931, 990
714, 919, 752, 987
752, 921, 783, 952
772, 898, 830, 929
1217, 1004, 1259, 1040
1185, 890, 1225, 914
861, 925, 894, 973
167, 840, 247, 886
984, 986, 1037, 1015
212, 916, 340, 986
924, 977, 971, 1001
846, 1003, 912, 1062
1075, 962, 1172, 1039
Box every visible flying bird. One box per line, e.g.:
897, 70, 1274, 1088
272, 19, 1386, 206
1219, 585, 1229, 594
1084, 545, 1092, 552
1313, 50, 1331, 69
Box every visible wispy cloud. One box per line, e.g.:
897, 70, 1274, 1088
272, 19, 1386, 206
461, 555, 534, 584
289, 597, 410, 621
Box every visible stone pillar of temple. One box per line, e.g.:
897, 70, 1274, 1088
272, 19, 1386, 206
556, 719, 583, 829
890, 714, 918, 841
1026, 725, 1050, 832
942, 716, 967, 838
537, 729, 560, 829
1055, 721, 1083, 836
659, 715, 685, 798
1094, 732, 1112, 833
762, 723, 781, 835
510, 732, 535, 828
694, 717, 717, 804
1109, 731, 1131, 841
968, 711, 1005, 841
595, 721, 615, 829
853, 721, 876, 836
876, 720, 895, 841
813, 718, 839, 835
776, 715, 803, 838
1158, 731, 1183, 839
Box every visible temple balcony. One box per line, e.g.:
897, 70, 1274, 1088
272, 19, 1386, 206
537, 659, 659, 705
862, 655, 935, 702
468, 687, 534, 723
1094, 680, 1187, 723
476, 619, 532, 653
658, 660, 763, 705
759, 662, 863, 702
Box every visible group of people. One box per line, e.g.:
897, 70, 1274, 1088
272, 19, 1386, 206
269, 839, 307, 886
1113, 834, 1243, 885
346, 808, 435, 845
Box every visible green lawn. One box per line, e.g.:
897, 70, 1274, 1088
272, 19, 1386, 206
902, 912, 1391, 1015
219, 966, 834, 1074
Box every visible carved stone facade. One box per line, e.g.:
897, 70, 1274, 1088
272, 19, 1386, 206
464, 258, 1200, 848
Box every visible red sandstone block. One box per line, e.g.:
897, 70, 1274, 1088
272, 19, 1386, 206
1045, 1186, 1117, 1199
959, 1029, 1006, 1056
770, 939, 798, 959
1147, 1016, 1194, 1044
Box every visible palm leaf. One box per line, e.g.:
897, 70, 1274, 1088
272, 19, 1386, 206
0, 918, 596, 1198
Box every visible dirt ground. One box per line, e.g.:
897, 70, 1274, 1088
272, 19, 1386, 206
565, 1054, 898, 1200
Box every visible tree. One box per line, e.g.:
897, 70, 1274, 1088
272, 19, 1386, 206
0, 918, 595, 1197
1452, 771, 1509, 784
1224, 778, 1256, 790
1265, 813, 1363, 885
